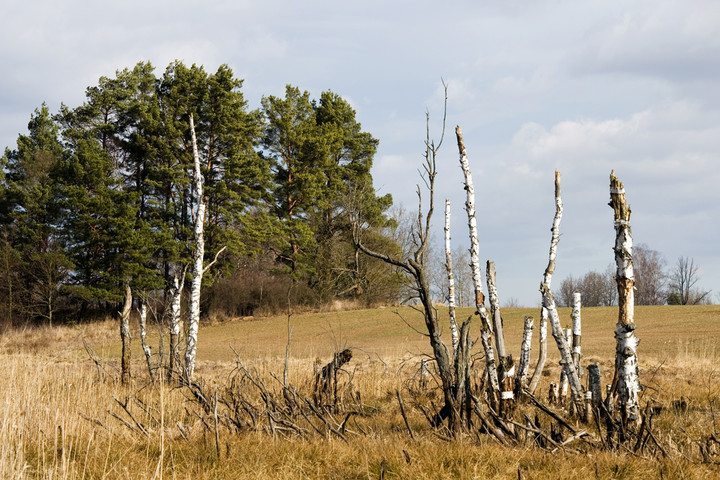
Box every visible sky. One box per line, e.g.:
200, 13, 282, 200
1, 0, 719, 307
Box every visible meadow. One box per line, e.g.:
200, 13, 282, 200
1, 304, 719, 479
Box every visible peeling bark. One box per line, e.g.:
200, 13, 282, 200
609, 171, 641, 426
481, 328, 500, 397
571, 292, 582, 376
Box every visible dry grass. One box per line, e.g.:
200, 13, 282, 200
1, 305, 720, 478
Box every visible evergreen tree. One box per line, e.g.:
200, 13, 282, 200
1, 104, 70, 324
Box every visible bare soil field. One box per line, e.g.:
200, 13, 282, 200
1, 304, 719, 479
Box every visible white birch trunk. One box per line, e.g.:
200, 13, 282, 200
528, 309, 547, 394
481, 328, 500, 394
168, 268, 186, 380
609, 171, 640, 426
515, 316, 534, 396
486, 261, 506, 358
559, 327, 572, 405
571, 292, 582, 376
455, 127, 491, 330
444, 199, 459, 358
539, 172, 584, 407
185, 114, 206, 381
542, 285, 584, 406
138, 301, 155, 382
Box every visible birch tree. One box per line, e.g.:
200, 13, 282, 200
455, 126, 498, 395
444, 198, 459, 357
609, 171, 640, 427
184, 115, 226, 381
538, 171, 583, 409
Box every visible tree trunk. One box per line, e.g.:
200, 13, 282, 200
587, 362, 603, 412
185, 114, 206, 381
120, 284, 132, 385
456, 127, 492, 331
609, 171, 641, 427
138, 301, 155, 382
486, 261, 506, 359
539, 171, 584, 411
168, 268, 185, 381
515, 315, 534, 398
444, 199, 459, 359
528, 309, 547, 394
571, 292, 582, 376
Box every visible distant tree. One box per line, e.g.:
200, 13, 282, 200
555, 268, 616, 307
633, 243, 666, 305
556, 275, 580, 307
667, 256, 711, 305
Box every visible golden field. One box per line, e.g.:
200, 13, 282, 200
1, 304, 719, 479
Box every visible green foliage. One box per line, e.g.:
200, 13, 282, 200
0, 62, 400, 322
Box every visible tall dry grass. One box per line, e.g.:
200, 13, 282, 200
1, 305, 719, 478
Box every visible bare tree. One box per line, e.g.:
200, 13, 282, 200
634, 243, 666, 305
667, 256, 711, 305
609, 171, 640, 428
538, 171, 583, 409
556, 269, 616, 307
354, 93, 473, 433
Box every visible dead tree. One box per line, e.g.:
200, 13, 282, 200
527, 308, 547, 395
456, 126, 498, 398
487, 261, 514, 416
539, 171, 584, 412
444, 198, 459, 359
571, 292, 582, 376
120, 283, 132, 385
609, 171, 641, 427
314, 349, 353, 408
515, 316, 534, 399
354, 95, 471, 433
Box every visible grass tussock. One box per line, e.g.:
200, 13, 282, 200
1, 305, 720, 478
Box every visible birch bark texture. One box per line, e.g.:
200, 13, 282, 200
515, 316, 534, 398
455, 127, 491, 329
185, 114, 206, 381
609, 171, 641, 425
456, 126, 498, 396
571, 292, 582, 375
444, 198, 459, 357
138, 301, 155, 382
168, 268, 186, 381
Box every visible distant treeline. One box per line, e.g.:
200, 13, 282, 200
0, 61, 403, 327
